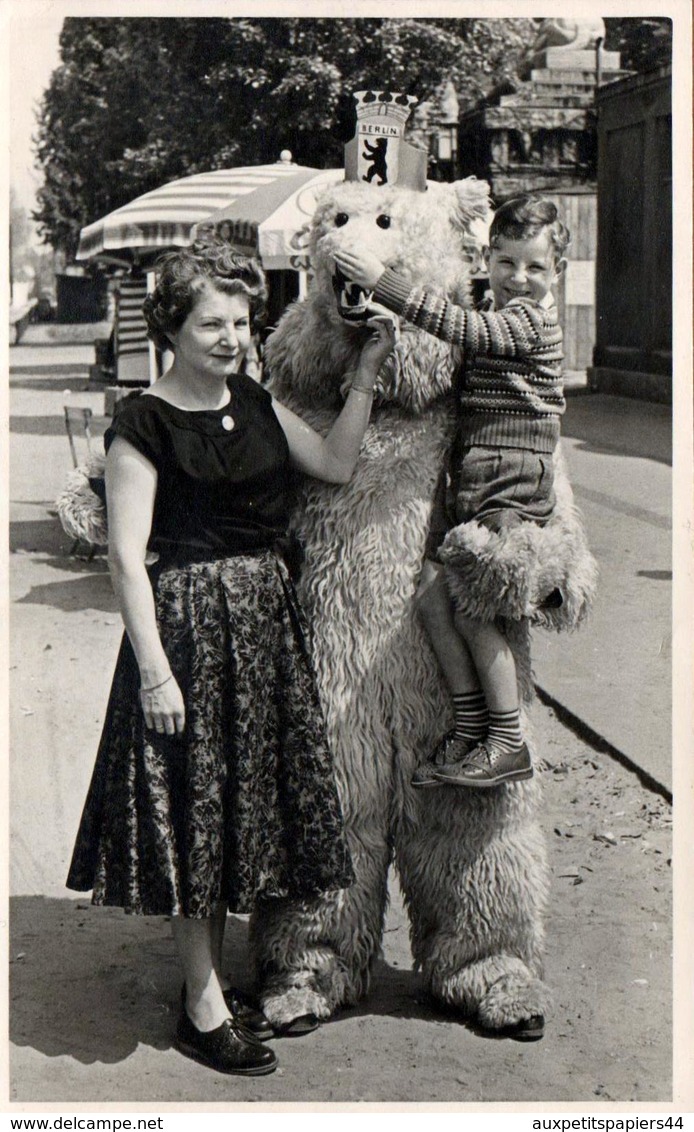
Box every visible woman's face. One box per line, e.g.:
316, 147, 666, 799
168, 281, 252, 379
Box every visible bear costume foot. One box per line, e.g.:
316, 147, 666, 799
259, 962, 347, 1029
429, 955, 552, 1037
440, 514, 597, 633
477, 971, 552, 1035
261, 986, 331, 1030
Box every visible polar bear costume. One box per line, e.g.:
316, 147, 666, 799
250, 92, 596, 1038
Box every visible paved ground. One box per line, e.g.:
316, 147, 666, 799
533, 390, 673, 797
6, 337, 681, 1108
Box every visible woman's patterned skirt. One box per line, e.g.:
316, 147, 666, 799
66, 551, 354, 916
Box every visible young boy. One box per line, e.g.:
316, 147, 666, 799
334, 195, 570, 789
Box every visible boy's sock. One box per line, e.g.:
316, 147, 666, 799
452, 690, 488, 746
486, 708, 524, 754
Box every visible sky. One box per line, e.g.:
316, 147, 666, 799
7, 2, 64, 241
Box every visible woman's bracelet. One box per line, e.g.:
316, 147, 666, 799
349, 383, 376, 397
140, 673, 173, 694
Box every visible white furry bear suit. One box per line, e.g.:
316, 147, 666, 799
250, 173, 597, 1037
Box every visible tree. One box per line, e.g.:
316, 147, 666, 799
34, 16, 536, 258
604, 17, 672, 73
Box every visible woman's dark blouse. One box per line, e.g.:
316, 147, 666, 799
104, 373, 292, 562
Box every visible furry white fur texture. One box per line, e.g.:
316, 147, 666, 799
439, 456, 598, 632
55, 450, 108, 547
250, 173, 596, 1035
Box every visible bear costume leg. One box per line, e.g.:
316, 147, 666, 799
249, 502, 458, 1028
250, 829, 392, 1026
396, 619, 553, 1033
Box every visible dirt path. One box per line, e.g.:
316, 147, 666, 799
8, 343, 674, 1106
10, 701, 672, 1105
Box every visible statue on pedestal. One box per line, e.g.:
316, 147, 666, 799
530, 17, 606, 53
520, 17, 608, 78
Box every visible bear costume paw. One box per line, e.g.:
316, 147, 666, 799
55, 450, 108, 547
439, 509, 598, 631
260, 962, 348, 1028
478, 970, 554, 1032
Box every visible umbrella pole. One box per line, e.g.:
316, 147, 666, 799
146, 271, 158, 384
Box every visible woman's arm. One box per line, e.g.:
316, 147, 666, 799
106, 436, 185, 735
272, 314, 397, 484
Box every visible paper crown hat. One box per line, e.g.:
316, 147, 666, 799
344, 90, 427, 192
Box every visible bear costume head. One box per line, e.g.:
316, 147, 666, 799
265, 90, 490, 417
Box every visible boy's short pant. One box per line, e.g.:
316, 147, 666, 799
425, 445, 556, 558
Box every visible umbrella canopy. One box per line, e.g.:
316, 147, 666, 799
76, 163, 344, 270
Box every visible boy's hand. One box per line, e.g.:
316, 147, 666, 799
333, 247, 387, 292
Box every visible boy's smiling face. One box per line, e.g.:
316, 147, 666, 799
484, 229, 566, 308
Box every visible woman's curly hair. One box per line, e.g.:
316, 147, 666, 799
143, 239, 269, 351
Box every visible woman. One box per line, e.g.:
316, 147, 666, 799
66, 240, 396, 1077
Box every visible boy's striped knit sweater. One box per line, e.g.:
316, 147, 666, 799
372, 268, 565, 453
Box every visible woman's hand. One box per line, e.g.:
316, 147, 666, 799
356, 312, 399, 384
139, 673, 186, 736
271, 311, 397, 484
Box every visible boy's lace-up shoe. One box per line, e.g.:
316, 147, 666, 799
433, 740, 533, 788
411, 730, 479, 788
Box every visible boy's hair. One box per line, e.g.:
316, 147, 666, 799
489, 195, 571, 262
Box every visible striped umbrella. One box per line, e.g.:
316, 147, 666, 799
76, 162, 344, 270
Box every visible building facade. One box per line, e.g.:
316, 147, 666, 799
449, 38, 626, 372
587, 65, 672, 402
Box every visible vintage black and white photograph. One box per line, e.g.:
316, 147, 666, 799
5, 0, 690, 1112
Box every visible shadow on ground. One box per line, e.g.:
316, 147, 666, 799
11, 521, 114, 612
10, 364, 91, 377
10, 416, 99, 438
10, 376, 95, 393
11, 519, 74, 555
9, 896, 440, 1068
562, 395, 672, 466
11, 896, 180, 1064
14, 573, 117, 614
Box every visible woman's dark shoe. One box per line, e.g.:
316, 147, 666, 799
174, 1010, 278, 1075
181, 985, 270, 1045
222, 986, 275, 1042
272, 1012, 320, 1037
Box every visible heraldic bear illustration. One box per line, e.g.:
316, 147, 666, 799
250, 91, 597, 1040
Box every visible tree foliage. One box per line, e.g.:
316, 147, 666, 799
33, 16, 534, 256
33, 15, 671, 257
604, 17, 672, 73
